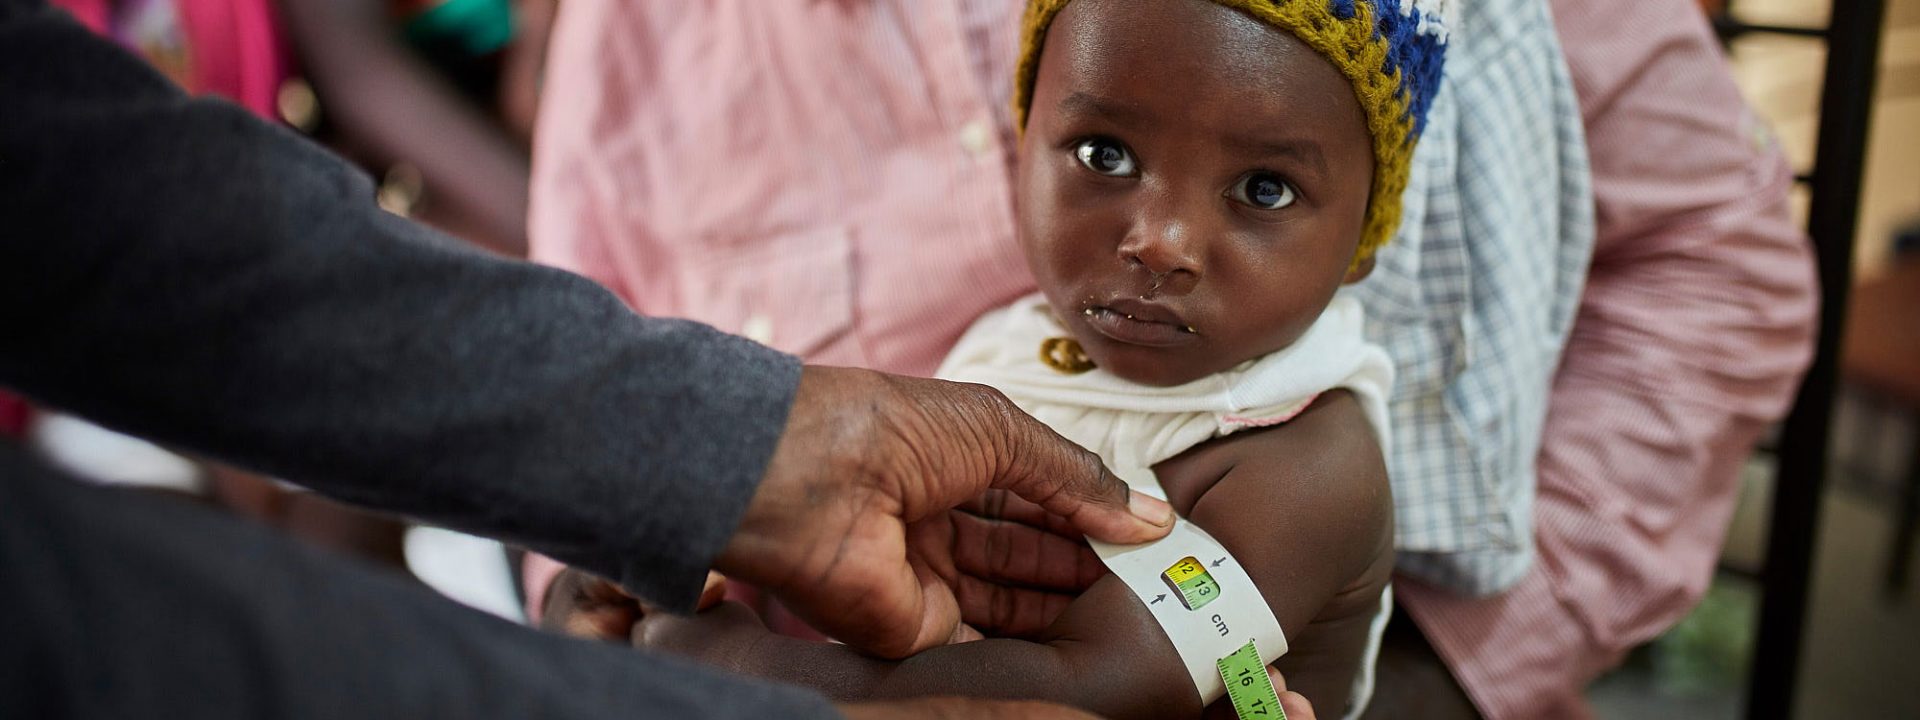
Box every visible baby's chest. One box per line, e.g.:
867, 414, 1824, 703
1021, 405, 1220, 483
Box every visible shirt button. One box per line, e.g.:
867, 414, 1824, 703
958, 119, 995, 161
742, 314, 774, 345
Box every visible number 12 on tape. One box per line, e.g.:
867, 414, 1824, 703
1161, 556, 1222, 611
1217, 640, 1286, 719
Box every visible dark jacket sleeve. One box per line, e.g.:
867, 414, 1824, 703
0, 0, 800, 611
0, 443, 840, 720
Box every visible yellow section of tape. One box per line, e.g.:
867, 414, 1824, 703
1163, 556, 1209, 585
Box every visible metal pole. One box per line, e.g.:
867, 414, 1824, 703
1745, 1, 1887, 718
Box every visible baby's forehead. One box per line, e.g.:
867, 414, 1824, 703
1048, 3, 1351, 95
1046, 0, 1332, 80
1035, 1, 1367, 142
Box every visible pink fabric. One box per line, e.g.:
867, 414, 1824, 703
527, 6, 1818, 718
528, 0, 1033, 379
50, 0, 289, 119
521, 553, 564, 622
1397, 1, 1818, 717
174, 0, 290, 119
52, 0, 110, 33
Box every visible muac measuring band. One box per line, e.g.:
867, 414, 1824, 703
1089, 466, 1289, 718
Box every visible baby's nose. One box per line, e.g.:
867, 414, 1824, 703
1119, 217, 1203, 293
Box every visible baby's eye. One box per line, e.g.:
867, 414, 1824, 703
1229, 172, 1298, 211
1073, 138, 1138, 177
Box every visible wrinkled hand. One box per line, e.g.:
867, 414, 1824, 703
718, 366, 1174, 659
552, 490, 1104, 645
552, 488, 1110, 644
910, 489, 1109, 638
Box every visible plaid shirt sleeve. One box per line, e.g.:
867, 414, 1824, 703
1383, 1, 1818, 717
1351, 0, 1596, 595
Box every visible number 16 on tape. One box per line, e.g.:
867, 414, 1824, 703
1217, 640, 1286, 719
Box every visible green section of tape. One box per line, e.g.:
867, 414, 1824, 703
1176, 571, 1221, 610
1218, 640, 1287, 720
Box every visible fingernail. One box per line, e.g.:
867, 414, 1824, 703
1128, 490, 1175, 527
950, 622, 985, 645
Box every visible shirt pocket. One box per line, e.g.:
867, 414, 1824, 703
672, 225, 864, 364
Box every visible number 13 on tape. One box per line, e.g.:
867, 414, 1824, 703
1161, 556, 1222, 611
1217, 640, 1286, 719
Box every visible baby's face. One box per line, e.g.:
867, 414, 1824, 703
1017, 0, 1376, 386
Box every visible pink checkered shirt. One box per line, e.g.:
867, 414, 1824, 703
525, 2, 1815, 718
1395, 1, 1815, 716
528, 0, 1034, 378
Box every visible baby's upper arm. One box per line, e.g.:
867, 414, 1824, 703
687, 390, 1394, 719
1154, 389, 1394, 710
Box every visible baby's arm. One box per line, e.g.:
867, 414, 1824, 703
1159, 390, 1396, 712
633, 390, 1391, 719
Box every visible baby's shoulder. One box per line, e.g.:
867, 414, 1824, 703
1219, 389, 1381, 471
1155, 390, 1384, 510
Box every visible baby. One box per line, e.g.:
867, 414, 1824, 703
628, 1, 1448, 717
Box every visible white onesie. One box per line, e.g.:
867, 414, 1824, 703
936, 292, 1395, 718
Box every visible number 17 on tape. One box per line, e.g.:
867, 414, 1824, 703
1217, 640, 1286, 719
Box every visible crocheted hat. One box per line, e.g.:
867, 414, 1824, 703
1013, 0, 1451, 264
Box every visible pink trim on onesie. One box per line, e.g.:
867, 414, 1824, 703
1220, 392, 1321, 429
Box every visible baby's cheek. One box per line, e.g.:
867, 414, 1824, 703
1018, 215, 1077, 283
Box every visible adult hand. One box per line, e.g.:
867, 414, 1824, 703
910, 489, 1109, 638
717, 366, 1174, 659
548, 489, 1104, 644
1269, 669, 1318, 720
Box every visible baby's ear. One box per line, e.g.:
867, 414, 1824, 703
1342, 254, 1377, 285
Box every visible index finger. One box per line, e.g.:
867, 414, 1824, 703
986, 397, 1174, 545
959, 490, 1085, 537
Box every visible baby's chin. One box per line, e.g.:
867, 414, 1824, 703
1082, 341, 1219, 388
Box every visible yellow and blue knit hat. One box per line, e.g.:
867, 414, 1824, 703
1013, 0, 1451, 264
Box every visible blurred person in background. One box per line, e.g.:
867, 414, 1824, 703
33, 0, 555, 582
278, 0, 555, 256
38, 0, 555, 286
49, 0, 290, 118
526, 1, 1816, 718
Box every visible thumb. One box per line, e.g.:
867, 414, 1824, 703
1268, 666, 1316, 720
990, 403, 1173, 544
